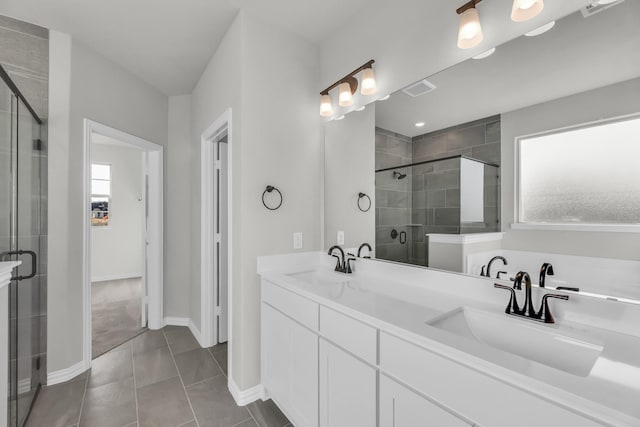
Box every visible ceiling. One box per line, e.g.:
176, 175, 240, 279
375, 0, 640, 137
0, 0, 371, 95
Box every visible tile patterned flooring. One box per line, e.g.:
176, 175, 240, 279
92, 278, 146, 358
26, 326, 292, 427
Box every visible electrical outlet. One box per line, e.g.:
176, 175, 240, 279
337, 230, 345, 245
293, 232, 303, 249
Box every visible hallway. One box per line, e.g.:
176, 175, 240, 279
26, 327, 291, 427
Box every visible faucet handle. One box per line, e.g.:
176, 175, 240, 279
494, 283, 520, 315
346, 257, 356, 274
538, 293, 569, 324
331, 254, 343, 272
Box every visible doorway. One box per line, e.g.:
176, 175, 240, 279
201, 109, 232, 354
83, 120, 164, 365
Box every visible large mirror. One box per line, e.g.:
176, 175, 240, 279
324, 0, 640, 300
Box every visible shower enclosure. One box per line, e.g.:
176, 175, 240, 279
1, 65, 47, 426
375, 155, 499, 266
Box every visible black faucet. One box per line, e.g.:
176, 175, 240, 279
539, 263, 554, 288
328, 245, 354, 274
484, 255, 507, 278
494, 270, 569, 324
357, 243, 372, 258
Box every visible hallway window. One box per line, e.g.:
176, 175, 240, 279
91, 163, 111, 226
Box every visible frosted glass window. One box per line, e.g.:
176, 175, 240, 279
91, 164, 111, 180
91, 164, 111, 226
518, 116, 640, 225
91, 179, 110, 196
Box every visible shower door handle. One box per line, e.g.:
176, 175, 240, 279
0, 249, 37, 281
399, 231, 407, 244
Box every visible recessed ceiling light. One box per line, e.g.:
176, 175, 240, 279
415, 122, 425, 127
525, 20, 555, 37
335, 115, 345, 121
472, 47, 496, 59
355, 106, 366, 112
379, 94, 391, 101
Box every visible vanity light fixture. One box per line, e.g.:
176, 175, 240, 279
457, 0, 483, 49
525, 20, 555, 37
511, 0, 544, 22
319, 60, 376, 116
472, 47, 496, 59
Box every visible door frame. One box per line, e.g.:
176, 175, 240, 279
201, 108, 233, 353
82, 119, 164, 367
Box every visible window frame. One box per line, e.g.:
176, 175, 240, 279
513, 113, 640, 233
91, 162, 112, 228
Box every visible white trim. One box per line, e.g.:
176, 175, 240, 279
164, 317, 190, 327
83, 119, 164, 371
91, 273, 142, 283
46, 360, 88, 386
188, 319, 205, 348
228, 377, 264, 406
200, 108, 233, 359
511, 223, 640, 233
427, 232, 505, 244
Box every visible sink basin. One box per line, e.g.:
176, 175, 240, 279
287, 269, 352, 286
427, 307, 604, 377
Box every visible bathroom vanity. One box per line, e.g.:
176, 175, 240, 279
258, 252, 640, 427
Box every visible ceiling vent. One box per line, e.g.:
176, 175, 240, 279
581, 0, 624, 18
402, 79, 437, 97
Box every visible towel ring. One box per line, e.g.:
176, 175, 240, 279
357, 192, 371, 212
262, 185, 283, 210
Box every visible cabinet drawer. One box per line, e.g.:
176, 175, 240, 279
380, 333, 603, 427
262, 280, 319, 330
319, 306, 377, 365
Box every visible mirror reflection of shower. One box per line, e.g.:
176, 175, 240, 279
393, 171, 407, 180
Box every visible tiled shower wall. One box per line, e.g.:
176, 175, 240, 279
375, 116, 501, 266
0, 15, 49, 387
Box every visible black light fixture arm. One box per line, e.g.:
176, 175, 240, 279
320, 59, 375, 95
456, 0, 482, 15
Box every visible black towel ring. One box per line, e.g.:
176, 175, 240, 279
357, 192, 371, 212
262, 185, 283, 210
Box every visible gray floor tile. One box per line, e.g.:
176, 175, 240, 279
87, 345, 134, 388
177, 422, 198, 427
137, 377, 194, 427
211, 348, 228, 376
132, 329, 169, 355
25, 376, 86, 427
232, 419, 258, 427
80, 377, 137, 427
186, 376, 250, 427
133, 346, 178, 388
174, 347, 222, 386
163, 326, 200, 355
247, 399, 290, 427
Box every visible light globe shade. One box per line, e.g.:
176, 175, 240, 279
320, 94, 333, 117
361, 67, 377, 95
511, 0, 544, 22
457, 7, 483, 49
338, 82, 354, 107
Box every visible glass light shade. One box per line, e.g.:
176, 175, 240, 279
511, 0, 544, 22
457, 7, 483, 49
320, 94, 333, 117
361, 68, 377, 95
338, 82, 354, 107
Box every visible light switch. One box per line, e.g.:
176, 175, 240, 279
293, 232, 303, 249
337, 230, 345, 245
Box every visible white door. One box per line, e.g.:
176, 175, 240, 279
319, 339, 377, 427
379, 375, 470, 427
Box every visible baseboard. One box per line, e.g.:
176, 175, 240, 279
163, 316, 189, 327
188, 319, 205, 348
47, 360, 88, 386
91, 273, 142, 283
228, 377, 264, 406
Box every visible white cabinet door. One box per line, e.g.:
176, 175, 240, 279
319, 339, 377, 427
380, 375, 470, 427
262, 303, 319, 427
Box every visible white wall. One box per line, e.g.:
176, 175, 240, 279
48, 33, 169, 374
319, 0, 591, 116
90, 143, 143, 281
501, 78, 640, 261
324, 107, 375, 250
189, 11, 322, 390
166, 95, 192, 318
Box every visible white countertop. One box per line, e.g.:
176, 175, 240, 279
0, 261, 21, 290
259, 252, 640, 427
